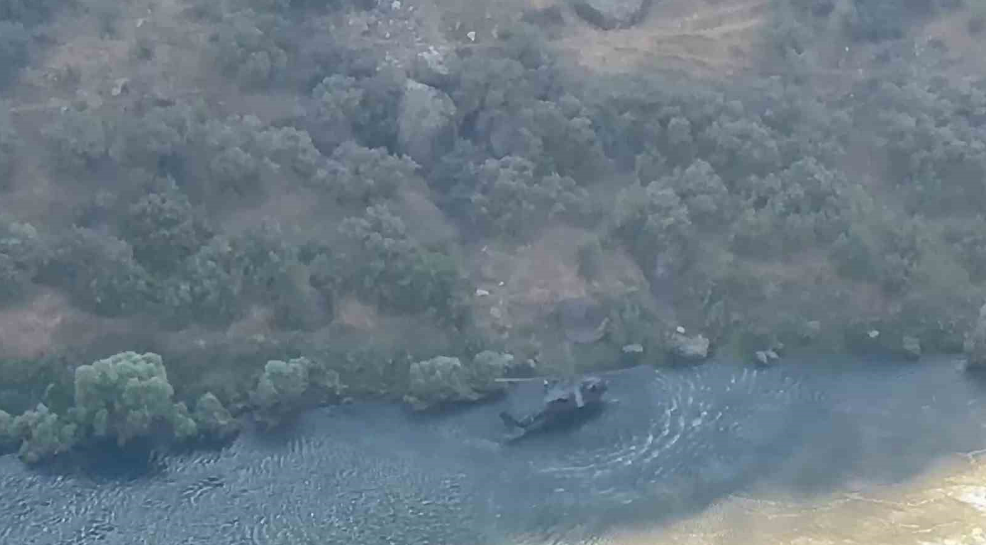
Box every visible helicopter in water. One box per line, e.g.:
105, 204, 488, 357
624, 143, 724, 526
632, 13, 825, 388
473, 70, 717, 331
498, 374, 609, 443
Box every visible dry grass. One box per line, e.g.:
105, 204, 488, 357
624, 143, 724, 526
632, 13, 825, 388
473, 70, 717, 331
0, 289, 137, 360
549, 0, 771, 77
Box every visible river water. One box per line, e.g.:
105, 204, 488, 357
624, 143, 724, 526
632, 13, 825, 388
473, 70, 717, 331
2, 355, 986, 545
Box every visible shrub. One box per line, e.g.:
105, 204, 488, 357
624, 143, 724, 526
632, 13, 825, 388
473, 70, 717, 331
612, 181, 693, 270
209, 10, 289, 88
312, 141, 419, 205
0, 102, 17, 180
0, 216, 44, 303
73, 351, 198, 446
338, 204, 463, 318
7, 403, 79, 463
469, 155, 595, 238
161, 235, 244, 325
121, 181, 213, 275
38, 227, 152, 316
660, 159, 732, 230
250, 357, 343, 428
43, 107, 112, 172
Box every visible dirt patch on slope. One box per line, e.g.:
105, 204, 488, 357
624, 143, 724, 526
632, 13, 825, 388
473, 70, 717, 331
550, 0, 771, 77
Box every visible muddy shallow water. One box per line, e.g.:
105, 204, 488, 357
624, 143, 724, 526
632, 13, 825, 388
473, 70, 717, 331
3, 355, 986, 545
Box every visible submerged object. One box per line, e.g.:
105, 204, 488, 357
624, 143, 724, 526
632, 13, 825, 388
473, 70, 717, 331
499, 375, 608, 441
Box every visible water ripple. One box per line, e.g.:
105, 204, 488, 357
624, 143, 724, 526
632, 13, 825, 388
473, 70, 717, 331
1, 357, 985, 545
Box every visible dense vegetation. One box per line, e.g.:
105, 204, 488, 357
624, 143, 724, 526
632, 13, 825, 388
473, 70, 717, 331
1, 0, 986, 462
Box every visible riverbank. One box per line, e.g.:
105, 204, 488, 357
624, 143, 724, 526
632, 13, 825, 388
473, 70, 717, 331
2, 355, 985, 544
601, 451, 986, 545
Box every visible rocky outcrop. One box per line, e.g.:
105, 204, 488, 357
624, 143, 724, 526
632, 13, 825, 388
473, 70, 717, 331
572, 0, 652, 30
667, 330, 710, 363
411, 46, 459, 90
397, 80, 457, 170
754, 349, 780, 366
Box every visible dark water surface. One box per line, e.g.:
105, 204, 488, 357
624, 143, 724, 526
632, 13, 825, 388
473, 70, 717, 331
3, 355, 986, 545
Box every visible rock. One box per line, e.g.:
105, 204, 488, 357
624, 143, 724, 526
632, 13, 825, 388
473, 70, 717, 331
110, 78, 129, 97
572, 0, 651, 30
902, 336, 922, 361
397, 80, 457, 170
411, 46, 459, 89
621, 343, 645, 366
964, 303, 986, 370
668, 332, 710, 362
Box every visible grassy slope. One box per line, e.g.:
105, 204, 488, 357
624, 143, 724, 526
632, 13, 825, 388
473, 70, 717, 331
1, 0, 985, 416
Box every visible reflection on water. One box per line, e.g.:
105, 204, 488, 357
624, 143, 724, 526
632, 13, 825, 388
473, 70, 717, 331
1, 355, 986, 545
594, 452, 986, 545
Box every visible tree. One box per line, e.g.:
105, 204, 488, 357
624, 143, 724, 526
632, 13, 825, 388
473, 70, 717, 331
121, 180, 213, 275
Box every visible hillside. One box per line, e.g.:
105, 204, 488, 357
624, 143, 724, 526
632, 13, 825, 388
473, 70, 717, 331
3, 0, 986, 460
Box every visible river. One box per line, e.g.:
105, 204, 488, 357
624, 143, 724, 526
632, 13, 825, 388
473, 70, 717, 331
2, 355, 986, 545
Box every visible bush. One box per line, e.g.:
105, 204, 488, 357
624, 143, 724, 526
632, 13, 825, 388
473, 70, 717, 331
250, 356, 343, 428
209, 145, 262, 197
312, 140, 419, 205
0, 102, 17, 180
73, 351, 198, 446
730, 157, 851, 257
872, 82, 986, 216
110, 103, 192, 171
349, 68, 405, 151
403, 352, 512, 411
254, 125, 323, 178
338, 204, 463, 318
698, 116, 782, 182
829, 207, 928, 295
612, 181, 693, 270
308, 74, 364, 152
513, 97, 610, 183
161, 222, 320, 327
192, 392, 240, 441
209, 10, 289, 88
660, 159, 732, 230
121, 181, 213, 275
161, 235, 244, 325
38, 227, 152, 316
43, 107, 112, 172
7, 403, 79, 463
467, 155, 595, 239
0, 216, 44, 303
